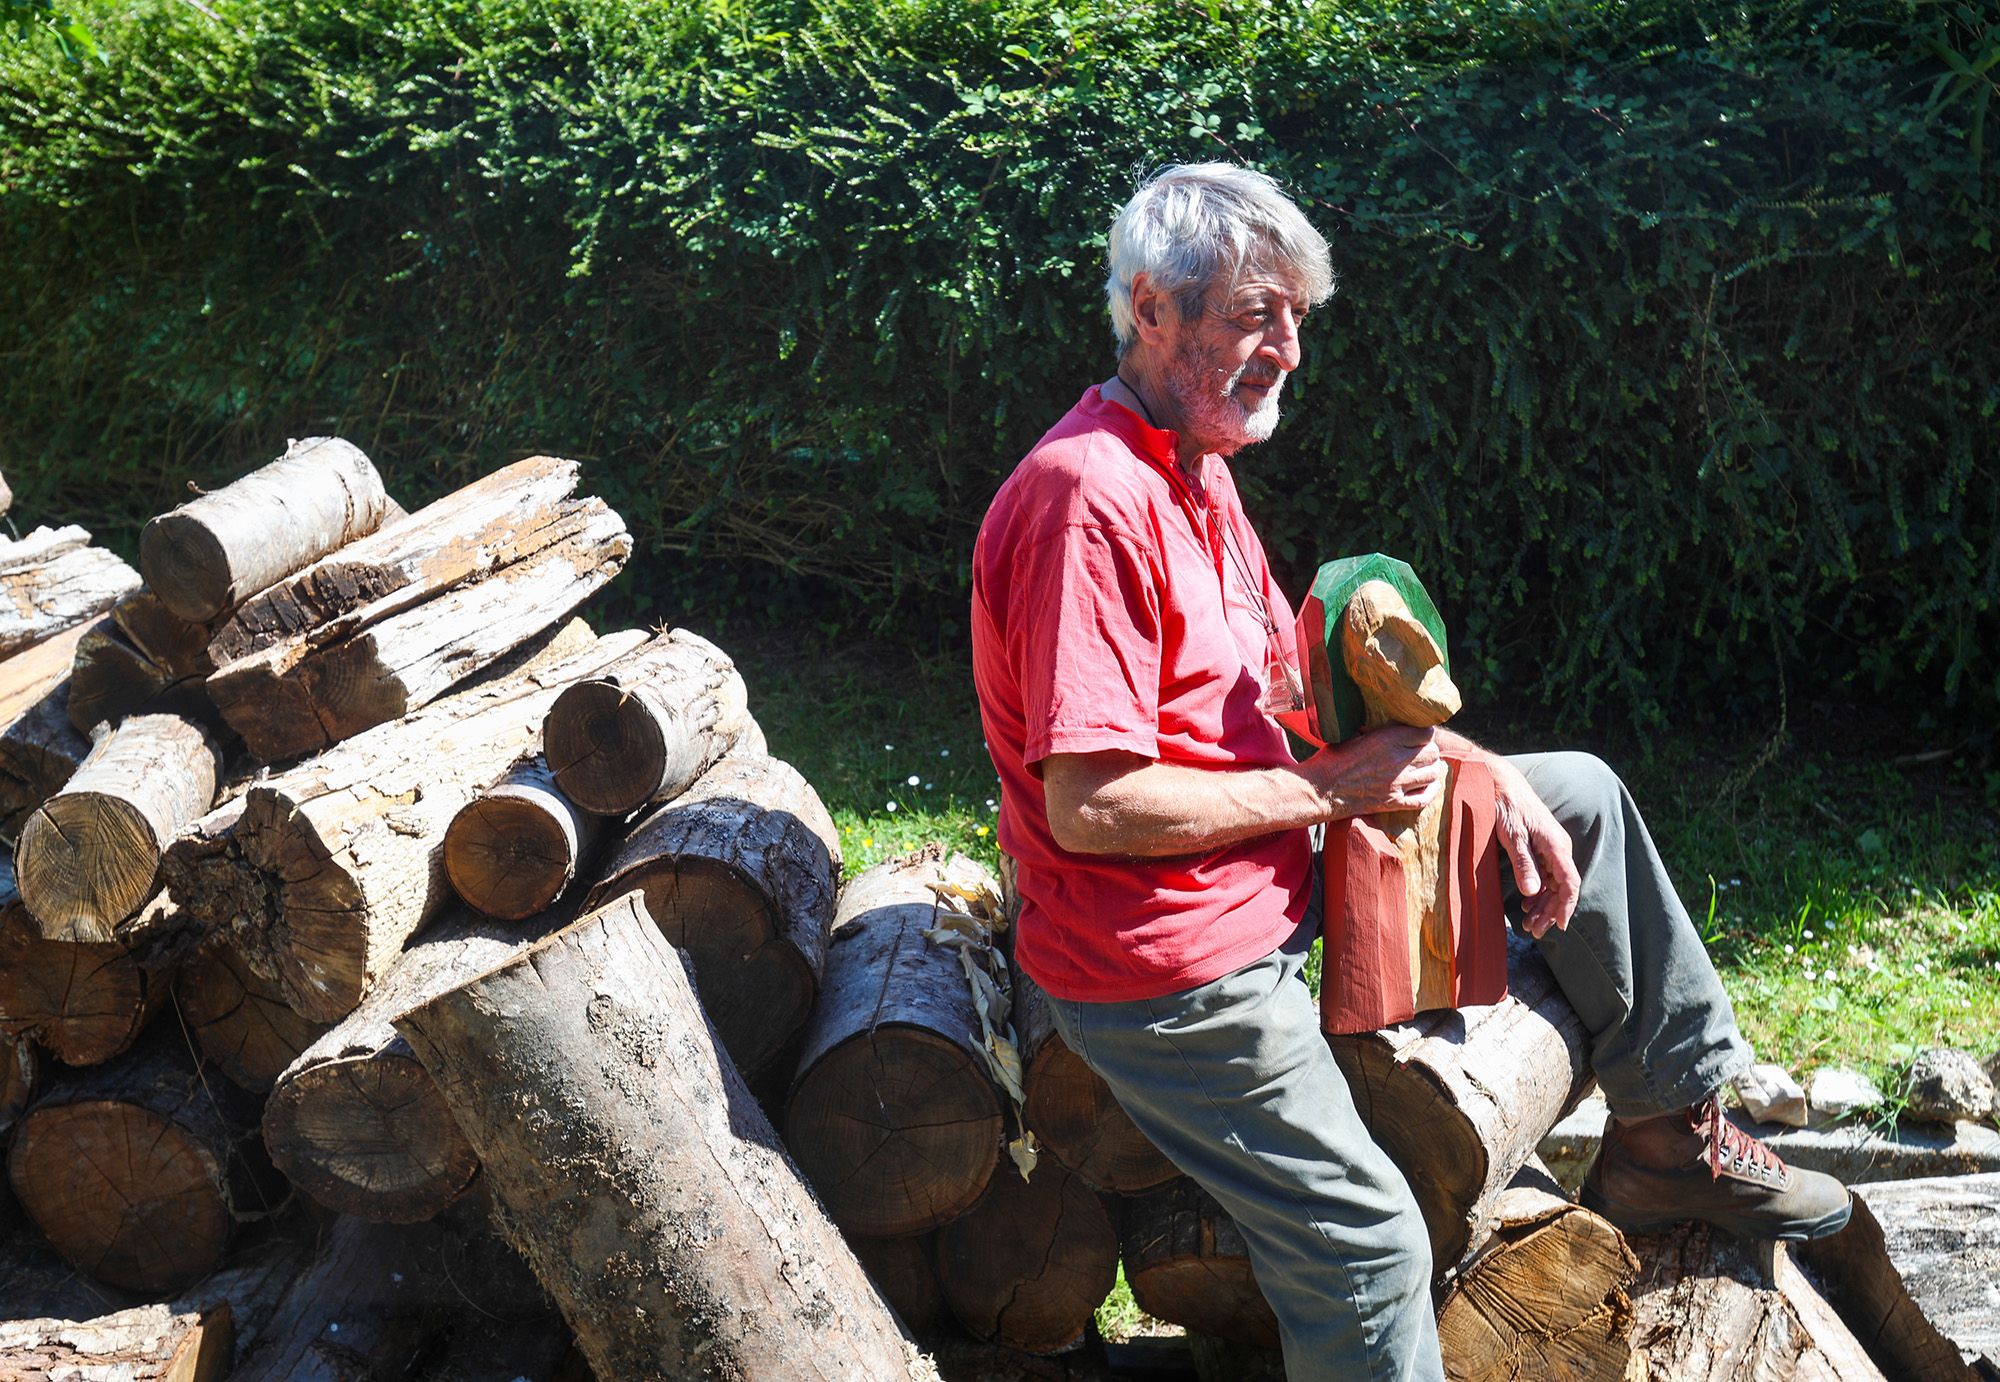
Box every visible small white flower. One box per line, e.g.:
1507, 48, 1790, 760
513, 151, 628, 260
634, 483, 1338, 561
1803, 967, 1816, 980
907, 775, 920, 787
886, 801, 898, 813
940, 748, 950, 757
1802, 928, 1814, 941
1784, 944, 1795, 955
884, 743, 895, 751
924, 782, 934, 791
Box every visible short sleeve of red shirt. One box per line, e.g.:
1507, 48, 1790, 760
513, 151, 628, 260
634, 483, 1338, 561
1014, 523, 1163, 767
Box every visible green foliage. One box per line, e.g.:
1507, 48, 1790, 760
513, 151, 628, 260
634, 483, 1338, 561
3, 0, 1994, 729
2, 0, 98, 62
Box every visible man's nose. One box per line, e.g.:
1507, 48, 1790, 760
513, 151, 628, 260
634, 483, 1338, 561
1263, 303, 1304, 371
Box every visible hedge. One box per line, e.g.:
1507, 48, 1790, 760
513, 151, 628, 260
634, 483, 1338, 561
2, 0, 1994, 731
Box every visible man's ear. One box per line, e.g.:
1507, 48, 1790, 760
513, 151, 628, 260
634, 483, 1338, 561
1129, 271, 1177, 345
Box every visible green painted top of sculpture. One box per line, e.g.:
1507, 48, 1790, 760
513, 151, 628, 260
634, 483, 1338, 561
1298, 554, 1451, 745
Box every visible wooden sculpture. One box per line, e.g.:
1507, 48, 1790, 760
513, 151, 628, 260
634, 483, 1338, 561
1285, 555, 1508, 1034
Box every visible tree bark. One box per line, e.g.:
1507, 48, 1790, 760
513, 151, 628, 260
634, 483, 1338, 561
0, 1304, 233, 1382
0, 526, 141, 660
1326, 930, 1595, 1273
584, 750, 838, 1077
1624, 1223, 1888, 1380
0, 618, 93, 840
1435, 1182, 1636, 1381
15, 713, 221, 941
206, 496, 630, 762
6, 1026, 278, 1294
443, 754, 603, 921
1113, 1176, 1279, 1350
936, 1163, 1119, 1355
542, 628, 750, 815
162, 624, 642, 1023
392, 889, 927, 1382
173, 937, 330, 1092
139, 437, 391, 623
785, 849, 1005, 1238
0, 880, 195, 1066
0, 467, 10, 516
262, 905, 576, 1222
1016, 966, 1176, 1193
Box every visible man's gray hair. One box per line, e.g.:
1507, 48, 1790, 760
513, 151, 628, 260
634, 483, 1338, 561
1105, 163, 1334, 356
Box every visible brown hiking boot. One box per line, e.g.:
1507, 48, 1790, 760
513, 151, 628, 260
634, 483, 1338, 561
1578, 1093, 1852, 1241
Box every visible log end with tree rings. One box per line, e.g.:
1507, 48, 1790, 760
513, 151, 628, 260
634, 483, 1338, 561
262, 1052, 479, 1223
784, 1024, 1003, 1238
935, 1163, 1119, 1355
138, 517, 232, 625
1024, 1029, 1177, 1194
0, 911, 160, 1067
443, 788, 580, 922
15, 793, 161, 941
1115, 1177, 1280, 1349
174, 943, 330, 1092
544, 677, 672, 815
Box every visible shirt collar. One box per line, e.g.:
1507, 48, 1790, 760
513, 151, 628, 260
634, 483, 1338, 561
1082, 385, 1209, 500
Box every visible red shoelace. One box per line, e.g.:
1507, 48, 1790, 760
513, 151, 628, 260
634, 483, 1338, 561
1693, 1095, 1787, 1183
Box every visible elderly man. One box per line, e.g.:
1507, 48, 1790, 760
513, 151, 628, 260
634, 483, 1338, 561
969, 163, 1849, 1380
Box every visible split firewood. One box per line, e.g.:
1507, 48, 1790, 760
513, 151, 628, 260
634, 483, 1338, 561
6, 1026, 278, 1293
1795, 1186, 1977, 1382
443, 754, 604, 921
1435, 1178, 1636, 1380
1, 1029, 35, 1136
65, 591, 217, 734
583, 749, 837, 1077
139, 437, 391, 623
206, 465, 632, 761
0, 526, 141, 660
1113, 1176, 1279, 1350
936, 1163, 1119, 1355
785, 849, 1006, 1237
542, 627, 749, 815
391, 889, 927, 1381
0, 467, 10, 516
173, 938, 330, 1093
0, 876, 195, 1066
163, 622, 641, 1023
263, 905, 580, 1222
14, 712, 221, 941
1326, 930, 1594, 1272
1016, 966, 1176, 1193
850, 1232, 945, 1338
0, 1304, 232, 1382
1623, 1223, 1888, 1379
0, 618, 93, 839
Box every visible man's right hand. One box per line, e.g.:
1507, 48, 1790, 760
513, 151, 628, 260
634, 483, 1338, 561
1299, 725, 1447, 820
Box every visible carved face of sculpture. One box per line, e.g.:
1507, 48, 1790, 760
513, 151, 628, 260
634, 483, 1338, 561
1341, 579, 1462, 729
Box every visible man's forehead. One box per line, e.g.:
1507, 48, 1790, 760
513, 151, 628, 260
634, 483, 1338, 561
1217, 273, 1311, 308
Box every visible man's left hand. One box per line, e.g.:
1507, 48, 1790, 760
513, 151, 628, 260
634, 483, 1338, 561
1488, 757, 1581, 938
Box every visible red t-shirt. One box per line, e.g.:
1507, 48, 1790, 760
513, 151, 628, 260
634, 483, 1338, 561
971, 386, 1312, 1002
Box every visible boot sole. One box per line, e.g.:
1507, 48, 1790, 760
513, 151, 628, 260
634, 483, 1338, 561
1578, 1183, 1854, 1242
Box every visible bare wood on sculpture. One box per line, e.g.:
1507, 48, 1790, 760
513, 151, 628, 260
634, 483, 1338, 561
0, 526, 141, 660
0, 1304, 233, 1382
139, 437, 391, 623
785, 848, 1005, 1237
583, 749, 837, 1076
0, 880, 195, 1066
936, 1163, 1119, 1355
15, 712, 221, 941
1016, 965, 1176, 1193
262, 905, 578, 1222
0, 618, 93, 839
1113, 1176, 1279, 1350
163, 623, 640, 1023
206, 496, 631, 761
542, 627, 749, 815
443, 754, 604, 921
173, 938, 329, 1092
6, 1027, 276, 1294
1326, 931, 1595, 1274
391, 889, 926, 1382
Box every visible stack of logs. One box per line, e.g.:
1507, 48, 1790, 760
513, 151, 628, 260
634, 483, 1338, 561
0, 448, 1977, 1382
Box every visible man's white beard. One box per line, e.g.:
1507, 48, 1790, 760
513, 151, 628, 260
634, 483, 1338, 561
1166, 348, 1286, 454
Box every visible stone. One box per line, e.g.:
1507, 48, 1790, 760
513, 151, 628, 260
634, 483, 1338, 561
1898, 1047, 1996, 1126
1734, 1063, 1809, 1127
1807, 1066, 1885, 1122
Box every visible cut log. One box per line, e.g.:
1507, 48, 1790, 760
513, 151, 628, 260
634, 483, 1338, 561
15, 712, 221, 941
0, 1303, 232, 1382
206, 488, 632, 761
936, 1163, 1119, 1355
0, 619, 94, 840
66, 592, 217, 734
1, 1029, 36, 1135
1016, 965, 1177, 1193
0, 526, 141, 659
583, 750, 838, 1076
262, 905, 578, 1222
6, 1026, 277, 1293
1799, 1179, 1988, 1379
785, 849, 1005, 1237
443, 754, 604, 921
0, 467, 10, 516
0, 880, 195, 1066
162, 623, 642, 1023
1326, 930, 1594, 1273
542, 628, 749, 815
139, 437, 391, 622
1113, 1176, 1279, 1349
173, 937, 330, 1092
391, 889, 926, 1381
850, 1232, 946, 1338
1435, 1183, 1636, 1381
